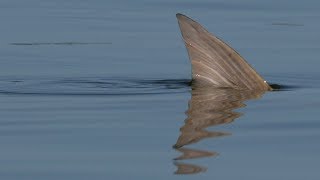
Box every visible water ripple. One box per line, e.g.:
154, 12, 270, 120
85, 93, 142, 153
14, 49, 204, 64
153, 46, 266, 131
9, 42, 112, 46
0, 77, 190, 96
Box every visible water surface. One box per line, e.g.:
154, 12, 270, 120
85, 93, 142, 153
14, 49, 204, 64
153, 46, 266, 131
0, 0, 320, 179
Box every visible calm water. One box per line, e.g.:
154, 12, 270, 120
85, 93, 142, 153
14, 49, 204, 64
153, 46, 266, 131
1, 0, 320, 179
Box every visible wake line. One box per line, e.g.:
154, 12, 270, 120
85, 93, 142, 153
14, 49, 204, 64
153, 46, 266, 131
10, 42, 112, 46
0, 78, 190, 96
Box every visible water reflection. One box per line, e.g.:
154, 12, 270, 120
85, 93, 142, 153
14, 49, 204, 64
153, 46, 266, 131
174, 162, 207, 175
174, 147, 217, 174
173, 87, 266, 174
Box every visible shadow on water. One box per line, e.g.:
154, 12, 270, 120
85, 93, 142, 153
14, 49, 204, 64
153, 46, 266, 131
173, 87, 266, 175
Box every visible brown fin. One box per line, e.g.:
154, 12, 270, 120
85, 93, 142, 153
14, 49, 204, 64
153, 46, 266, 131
176, 13, 272, 91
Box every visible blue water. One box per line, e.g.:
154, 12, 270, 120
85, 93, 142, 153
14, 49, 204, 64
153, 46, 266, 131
0, 0, 320, 179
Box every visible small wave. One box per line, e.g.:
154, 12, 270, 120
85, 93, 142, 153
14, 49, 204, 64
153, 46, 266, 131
1, 74, 313, 96
9, 42, 112, 46
271, 22, 304, 27
0, 77, 190, 96
265, 73, 320, 90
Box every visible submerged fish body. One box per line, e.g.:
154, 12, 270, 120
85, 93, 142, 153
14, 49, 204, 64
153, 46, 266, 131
176, 13, 272, 91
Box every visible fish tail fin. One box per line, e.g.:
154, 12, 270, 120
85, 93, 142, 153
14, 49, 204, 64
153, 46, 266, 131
176, 13, 272, 91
